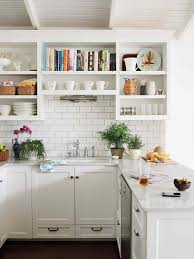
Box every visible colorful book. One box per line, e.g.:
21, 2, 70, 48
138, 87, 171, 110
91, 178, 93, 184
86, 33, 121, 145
94, 51, 98, 71
88, 51, 94, 71
84, 51, 88, 71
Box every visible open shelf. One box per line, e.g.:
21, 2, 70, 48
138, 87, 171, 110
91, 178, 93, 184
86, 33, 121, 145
0, 71, 37, 75
120, 95, 166, 99
0, 115, 42, 121
41, 90, 117, 96
120, 71, 166, 76
118, 115, 167, 121
0, 95, 37, 99
41, 71, 116, 76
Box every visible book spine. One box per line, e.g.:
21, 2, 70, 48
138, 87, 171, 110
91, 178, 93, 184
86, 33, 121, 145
76, 50, 81, 71
101, 50, 105, 71
84, 51, 88, 71
88, 51, 94, 71
98, 50, 102, 71
61, 50, 64, 71
94, 51, 98, 71
104, 50, 110, 71
41, 43, 45, 71
69, 49, 74, 71
63, 50, 65, 71
57, 50, 60, 71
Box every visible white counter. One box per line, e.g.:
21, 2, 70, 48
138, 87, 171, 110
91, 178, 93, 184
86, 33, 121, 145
1, 158, 194, 212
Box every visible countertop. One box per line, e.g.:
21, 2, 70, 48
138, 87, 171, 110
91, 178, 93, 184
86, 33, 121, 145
1, 157, 194, 212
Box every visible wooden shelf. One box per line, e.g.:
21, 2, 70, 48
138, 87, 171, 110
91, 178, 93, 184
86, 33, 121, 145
0, 95, 38, 99
120, 71, 166, 76
118, 115, 167, 121
41, 71, 116, 76
41, 90, 117, 96
120, 95, 166, 99
0, 71, 37, 75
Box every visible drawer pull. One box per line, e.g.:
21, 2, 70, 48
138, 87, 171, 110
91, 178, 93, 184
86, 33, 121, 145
117, 220, 120, 226
134, 206, 140, 213
70, 176, 74, 179
134, 229, 140, 237
48, 227, 59, 232
91, 227, 102, 232
76, 176, 79, 179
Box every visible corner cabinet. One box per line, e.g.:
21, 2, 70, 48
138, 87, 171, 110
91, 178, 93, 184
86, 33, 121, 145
32, 166, 75, 238
6, 166, 32, 239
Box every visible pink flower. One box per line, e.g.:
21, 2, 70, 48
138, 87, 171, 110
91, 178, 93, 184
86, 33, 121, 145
13, 125, 32, 137
14, 129, 19, 135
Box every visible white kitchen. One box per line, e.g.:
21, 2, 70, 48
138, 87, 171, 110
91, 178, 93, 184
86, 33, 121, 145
0, 1, 194, 259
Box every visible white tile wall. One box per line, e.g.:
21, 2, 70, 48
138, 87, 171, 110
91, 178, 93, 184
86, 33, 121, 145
0, 96, 165, 158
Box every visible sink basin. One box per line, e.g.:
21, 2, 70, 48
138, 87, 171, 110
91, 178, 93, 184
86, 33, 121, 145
56, 158, 116, 165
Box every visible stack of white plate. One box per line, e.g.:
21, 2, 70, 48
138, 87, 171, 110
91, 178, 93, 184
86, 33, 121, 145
13, 102, 37, 116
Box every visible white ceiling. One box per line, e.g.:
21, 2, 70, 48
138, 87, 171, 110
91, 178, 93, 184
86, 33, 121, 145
110, 0, 194, 31
0, 0, 31, 27
0, 0, 193, 35
33, 0, 111, 28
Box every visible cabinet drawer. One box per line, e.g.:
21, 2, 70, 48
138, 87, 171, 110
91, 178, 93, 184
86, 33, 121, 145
76, 225, 116, 239
33, 225, 75, 239
132, 195, 144, 228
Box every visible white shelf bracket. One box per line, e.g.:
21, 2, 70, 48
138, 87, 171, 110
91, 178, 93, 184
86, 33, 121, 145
24, 0, 40, 30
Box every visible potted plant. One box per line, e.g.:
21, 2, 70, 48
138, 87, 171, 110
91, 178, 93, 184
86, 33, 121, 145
98, 123, 130, 159
128, 134, 144, 160
12, 125, 46, 160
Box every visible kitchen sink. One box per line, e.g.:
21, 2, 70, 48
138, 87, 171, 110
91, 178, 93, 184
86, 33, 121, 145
55, 158, 117, 165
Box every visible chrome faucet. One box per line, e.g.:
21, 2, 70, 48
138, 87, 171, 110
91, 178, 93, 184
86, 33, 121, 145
74, 139, 80, 157
84, 147, 88, 158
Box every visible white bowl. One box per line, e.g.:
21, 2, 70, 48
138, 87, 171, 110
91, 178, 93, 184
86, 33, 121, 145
0, 58, 11, 71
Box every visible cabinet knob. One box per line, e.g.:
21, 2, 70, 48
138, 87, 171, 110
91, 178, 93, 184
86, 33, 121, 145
134, 206, 140, 213
76, 176, 79, 179
134, 229, 140, 237
70, 176, 74, 179
0, 180, 2, 183
117, 220, 120, 226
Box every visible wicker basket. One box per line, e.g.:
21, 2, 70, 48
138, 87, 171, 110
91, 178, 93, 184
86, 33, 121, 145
0, 86, 16, 95
0, 150, 9, 162
17, 85, 36, 95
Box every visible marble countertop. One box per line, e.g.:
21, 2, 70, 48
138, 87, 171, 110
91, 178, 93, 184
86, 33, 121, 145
1, 157, 194, 212
118, 159, 194, 212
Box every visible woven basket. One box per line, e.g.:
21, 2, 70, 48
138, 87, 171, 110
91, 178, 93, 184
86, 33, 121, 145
0, 150, 9, 162
17, 85, 36, 95
0, 86, 16, 95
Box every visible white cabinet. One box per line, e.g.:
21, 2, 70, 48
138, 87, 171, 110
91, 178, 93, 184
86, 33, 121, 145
0, 168, 7, 247
116, 169, 122, 257
32, 166, 75, 238
6, 166, 32, 239
75, 166, 117, 225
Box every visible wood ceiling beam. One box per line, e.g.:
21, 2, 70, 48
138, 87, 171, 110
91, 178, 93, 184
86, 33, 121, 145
24, 0, 40, 30
109, 0, 117, 28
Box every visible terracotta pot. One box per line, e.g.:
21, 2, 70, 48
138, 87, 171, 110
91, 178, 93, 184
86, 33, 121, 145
123, 78, 138, 95
111, 148, 124, 159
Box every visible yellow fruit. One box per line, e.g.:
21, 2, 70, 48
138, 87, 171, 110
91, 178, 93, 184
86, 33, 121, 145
154, 146, 165, 154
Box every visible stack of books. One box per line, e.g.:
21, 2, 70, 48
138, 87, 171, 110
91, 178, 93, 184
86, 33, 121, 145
42, 47, 116, 72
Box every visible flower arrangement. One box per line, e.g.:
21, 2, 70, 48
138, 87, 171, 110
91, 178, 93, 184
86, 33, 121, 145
12, 125, 46, 160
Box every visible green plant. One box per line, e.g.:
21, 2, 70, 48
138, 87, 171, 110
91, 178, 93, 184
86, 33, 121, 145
19, 139, 46, 160
98, 123, 131, 148
128, 134, 144, 150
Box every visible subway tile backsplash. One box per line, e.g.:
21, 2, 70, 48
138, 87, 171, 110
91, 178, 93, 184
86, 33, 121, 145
0, 96, 165, 158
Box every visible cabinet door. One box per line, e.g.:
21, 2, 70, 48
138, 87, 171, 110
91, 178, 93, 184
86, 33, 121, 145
32, 167, 75, 226
75, 166, 117, 225
6, 166, 32, 239
117, 169, 122, 257
0, 168, 7, 247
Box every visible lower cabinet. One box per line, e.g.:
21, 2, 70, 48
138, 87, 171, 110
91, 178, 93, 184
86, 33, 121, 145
32, 166, 75, 238
6, 166, 32, 239
76, 225, 116, 238
0, 168, 6, 247
75, 166, 117, 226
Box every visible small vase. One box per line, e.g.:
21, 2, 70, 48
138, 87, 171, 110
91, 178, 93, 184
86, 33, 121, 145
110, 148, 124, 159
129, 149, 141, 160
12, 138, 20, 160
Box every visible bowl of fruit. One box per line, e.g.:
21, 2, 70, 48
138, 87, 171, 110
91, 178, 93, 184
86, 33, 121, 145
0, 144, 9, 162
174, 178, 191, 191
